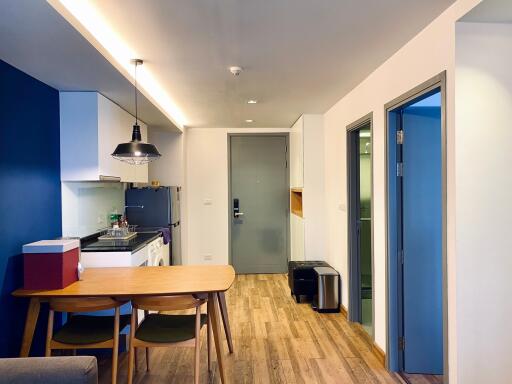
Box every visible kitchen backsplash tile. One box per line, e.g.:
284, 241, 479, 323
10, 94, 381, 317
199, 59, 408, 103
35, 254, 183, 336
61, 182, 125, 237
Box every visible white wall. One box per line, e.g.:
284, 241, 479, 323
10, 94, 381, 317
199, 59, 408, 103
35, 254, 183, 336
61, 181, 125, 237
148, 128, 189, 261
185, 128, 289, 265
321, 0, 480, 382
455, 21, 512, 384
148, 129, 185, 186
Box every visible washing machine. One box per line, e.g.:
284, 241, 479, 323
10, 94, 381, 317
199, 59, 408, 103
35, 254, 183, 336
147, 236, 169, 266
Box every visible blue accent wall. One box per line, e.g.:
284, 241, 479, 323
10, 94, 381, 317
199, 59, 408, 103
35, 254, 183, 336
0, 59, 62, 357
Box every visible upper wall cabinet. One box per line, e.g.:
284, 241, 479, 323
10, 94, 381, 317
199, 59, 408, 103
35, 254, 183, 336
289, 114, 326, 262
60, 92, 148, 183
290, 116, 304, 188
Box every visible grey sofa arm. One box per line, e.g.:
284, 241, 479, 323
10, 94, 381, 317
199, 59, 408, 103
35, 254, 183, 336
0, 356, 98, 384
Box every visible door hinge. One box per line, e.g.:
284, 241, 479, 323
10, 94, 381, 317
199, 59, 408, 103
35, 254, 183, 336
396, 162, 403, 177
397, 130, 404, 145
399, 337, 405, 351
399, 250, 404, 265
285, 160, 288, 168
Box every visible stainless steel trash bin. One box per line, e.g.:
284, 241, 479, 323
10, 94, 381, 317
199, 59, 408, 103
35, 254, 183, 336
312, 267, 340, 313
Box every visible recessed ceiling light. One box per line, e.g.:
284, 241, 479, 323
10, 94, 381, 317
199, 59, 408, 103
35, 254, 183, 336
247, 99, 258, 104
245, 119, 254, 123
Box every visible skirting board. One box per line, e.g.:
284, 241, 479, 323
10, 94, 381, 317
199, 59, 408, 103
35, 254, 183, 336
340, 304, 386, 367
372, 343, 386, 367
340, 304, 348, 319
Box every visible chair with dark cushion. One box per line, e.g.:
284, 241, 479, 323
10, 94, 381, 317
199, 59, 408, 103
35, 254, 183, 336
46, 297, 130, 384
127, 295, 210, 384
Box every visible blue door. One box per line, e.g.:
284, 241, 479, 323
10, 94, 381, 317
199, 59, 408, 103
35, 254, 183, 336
401, 94, 443, 374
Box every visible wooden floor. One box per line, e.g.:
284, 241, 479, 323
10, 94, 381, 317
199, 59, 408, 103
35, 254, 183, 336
97, 274, 434, 383
400, 373, 443, 384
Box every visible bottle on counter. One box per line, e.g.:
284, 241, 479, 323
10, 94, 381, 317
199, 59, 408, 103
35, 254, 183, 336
109, 212, 120, 227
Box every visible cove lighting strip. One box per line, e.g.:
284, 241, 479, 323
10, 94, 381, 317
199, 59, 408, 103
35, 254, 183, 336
47, 0, 187, 130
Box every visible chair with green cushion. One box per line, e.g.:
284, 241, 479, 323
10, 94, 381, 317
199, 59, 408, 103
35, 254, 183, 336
127, 295, 211, 384
45, 297, 130, 384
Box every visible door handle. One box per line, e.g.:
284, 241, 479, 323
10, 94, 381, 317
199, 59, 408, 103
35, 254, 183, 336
233, 198, 244, 218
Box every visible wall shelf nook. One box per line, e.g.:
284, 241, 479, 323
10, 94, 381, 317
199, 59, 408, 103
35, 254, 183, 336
291, 188, 303, 217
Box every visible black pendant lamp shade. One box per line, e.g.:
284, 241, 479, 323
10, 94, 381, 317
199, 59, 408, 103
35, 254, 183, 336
112, 124, 161, 165
112, 59, 161, 165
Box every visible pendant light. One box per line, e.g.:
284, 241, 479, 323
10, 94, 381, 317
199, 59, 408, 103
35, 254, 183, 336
112, 59, 161, 165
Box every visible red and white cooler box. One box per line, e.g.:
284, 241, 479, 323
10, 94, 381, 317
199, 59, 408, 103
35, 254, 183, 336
23, 239, 80, 290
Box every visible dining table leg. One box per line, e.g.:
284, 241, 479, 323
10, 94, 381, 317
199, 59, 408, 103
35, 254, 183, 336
20, 297, 41, 357
208, 292, 226, 384
217, 292, 233, 353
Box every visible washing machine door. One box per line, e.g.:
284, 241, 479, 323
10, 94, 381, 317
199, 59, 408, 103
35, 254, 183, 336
147, 239, 156, 266
148, 237, 165, 266
157, 238, 165, 266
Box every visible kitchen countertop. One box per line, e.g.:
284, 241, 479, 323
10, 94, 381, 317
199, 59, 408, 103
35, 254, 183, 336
81, 231, 161, 253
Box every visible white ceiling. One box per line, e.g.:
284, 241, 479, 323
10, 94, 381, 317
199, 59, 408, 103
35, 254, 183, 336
460, 0, 512, 23
87, 0, 455, 128
1, 0, 456, 129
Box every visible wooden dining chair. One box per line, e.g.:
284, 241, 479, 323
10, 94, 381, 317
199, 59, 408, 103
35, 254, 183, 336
45, 297, 131, 384
195, 292, 233, 353
127, 295, 211, 384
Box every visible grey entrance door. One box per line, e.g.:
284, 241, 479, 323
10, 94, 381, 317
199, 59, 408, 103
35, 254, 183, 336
230, 135, 289, 274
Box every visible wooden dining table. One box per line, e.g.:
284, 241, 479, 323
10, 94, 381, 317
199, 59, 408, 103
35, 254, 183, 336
12, 265, 235, 384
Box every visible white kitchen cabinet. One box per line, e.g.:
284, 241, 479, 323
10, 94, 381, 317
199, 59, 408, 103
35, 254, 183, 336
289, 114, 326, 261
132, 159, 149, 183
290, 213, 305, 261
60, 92, 148, 182
290, 116, 304, 188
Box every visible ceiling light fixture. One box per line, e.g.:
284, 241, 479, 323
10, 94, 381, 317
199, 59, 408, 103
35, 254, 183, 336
48, 0, 187, 130
229, 66, 243, 76
112, 59, 162, 165
245, 119, 254, 123
247, 99, 258, 104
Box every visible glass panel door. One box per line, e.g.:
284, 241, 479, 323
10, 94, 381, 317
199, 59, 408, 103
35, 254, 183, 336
358, 127, 372, 336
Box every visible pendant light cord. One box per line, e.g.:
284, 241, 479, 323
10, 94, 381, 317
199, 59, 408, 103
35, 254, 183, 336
134, 61, 138, 125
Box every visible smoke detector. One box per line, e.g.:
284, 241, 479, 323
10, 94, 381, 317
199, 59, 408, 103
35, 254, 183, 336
229, 66, 243, 76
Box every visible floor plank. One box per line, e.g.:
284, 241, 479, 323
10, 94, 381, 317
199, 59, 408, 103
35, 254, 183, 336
96, 274, 437, 383
400, 373, 444, 384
